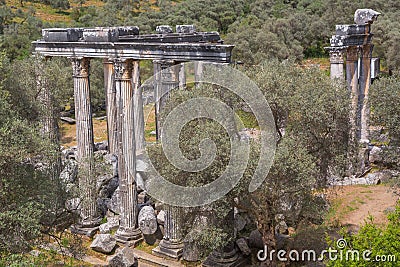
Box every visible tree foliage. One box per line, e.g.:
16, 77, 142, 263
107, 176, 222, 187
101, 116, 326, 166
370, 76, 400, 144
328, 202, 400, 267
0, 53, 77, 257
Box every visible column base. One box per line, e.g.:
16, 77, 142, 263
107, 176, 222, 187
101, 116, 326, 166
202, 246, 248, 267
70, 216, 101, 237
115, 226, 143, 246
152, 239, 184, 260
70, 224, 99, 238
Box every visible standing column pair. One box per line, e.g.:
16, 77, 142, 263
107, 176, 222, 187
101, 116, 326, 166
104, 59, 145, 155
112, 59, 143, 244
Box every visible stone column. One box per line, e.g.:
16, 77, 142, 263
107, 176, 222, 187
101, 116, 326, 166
152, 205, 184, 259
71, 57, 100, 232
329, 48, 344, 79
346, 47, 360, 140
114, 59, 142, 245
104, 58, 118, 155
152, 60, 183, 258
132, 61, 145, 154
359, 44, 373, 142
178, 62, 186, 90
153, 60, 179, 140
345, 46, 360, 175
357, 44, 373, 173
194, 61, 203, 88
35, 56, 61, 179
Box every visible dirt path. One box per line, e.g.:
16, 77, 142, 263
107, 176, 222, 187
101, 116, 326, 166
327, 185, 399, 229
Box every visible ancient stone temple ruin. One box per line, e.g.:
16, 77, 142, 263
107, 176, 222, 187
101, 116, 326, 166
327, 9, 381, 173
32, 25, 236, 263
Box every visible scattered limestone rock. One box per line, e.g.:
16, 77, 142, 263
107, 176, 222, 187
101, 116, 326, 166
236, 238, 251, 256
234, 213, 246, 232
108, 247, 137, 267
99, 216, 119, 234
369, 146, 383, 163
90, 234, 116, 254
157, 210, 165, 225
154, 202, 163, 211
248, 229, 263, 249
138, 206, 157, 235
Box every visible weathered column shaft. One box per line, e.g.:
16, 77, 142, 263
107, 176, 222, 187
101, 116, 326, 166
359, 44, 373, 142
71, 57, 99, 227
114, 59, 142, 243
153, 60, 179, 140
163, 205, 183, 242
346, 46, 360, 141
104, 59, 118, 155
36, 57, 61, 179
178, 62, 186, 90
132, 61, 145, 154
329, 49, 344, 79
152, 61, 184, 259
194, 61, 203, 88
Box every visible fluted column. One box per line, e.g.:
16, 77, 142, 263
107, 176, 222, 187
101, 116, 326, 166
329, 48, 344, 80
152, 61, 184, 259
104, 59, 118, 155
178, 62, 186, 90
114, 59, 142, 244
153, 60, 179, 140
36, 56, 61, 180
132, 61, 145, 154
346, 47, 360, 174
153, 205, 184, 259
346, 47, 360, 140
359, 44, 373, 142
194, 61, 203, 89
71, 57, 100, 228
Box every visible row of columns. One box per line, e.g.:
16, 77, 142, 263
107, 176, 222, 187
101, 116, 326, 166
42, 57, 231, 261
329, 43, 373, 173
71, 56, 188, 251
71, 57, 144, 240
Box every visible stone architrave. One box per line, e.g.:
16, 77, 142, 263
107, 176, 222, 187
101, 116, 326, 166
71, 57, 101, 232
329, 48, 344, 79
104, 59, 118, 155
114, 59, 142, 245
153, 60, 179, 140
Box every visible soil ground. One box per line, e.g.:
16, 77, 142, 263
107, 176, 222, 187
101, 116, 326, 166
326, 184, 399, 230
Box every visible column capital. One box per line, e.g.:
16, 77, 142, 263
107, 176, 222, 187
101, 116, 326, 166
346, 46, 359, 61
114, 59, 133, 80
71, 57, 90, 78
329, 48, 345, 64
